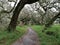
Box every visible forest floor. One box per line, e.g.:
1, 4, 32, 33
0, 26, 27, 45
31, 25, 60, 45
0, 24, 60, 45
11, 27, 40, 45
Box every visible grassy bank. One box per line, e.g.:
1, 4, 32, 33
0, 26, 27, 45
31, 25, 60, 45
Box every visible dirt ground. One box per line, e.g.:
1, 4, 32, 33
11, 27, 40, 45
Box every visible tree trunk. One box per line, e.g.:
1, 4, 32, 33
42, 12, 60, 32
45, 13, 60, 27
7, 0, 26, 32
7, 0, 39, 32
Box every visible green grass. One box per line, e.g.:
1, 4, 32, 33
31, 25, 60, 45
0, 26, 27, 45
0, 25, 60, 45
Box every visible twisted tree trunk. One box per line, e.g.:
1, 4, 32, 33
45, 13, 60, 27
8, 0, 26, 32
8, 0, 39, 32
42, 12, 60, 32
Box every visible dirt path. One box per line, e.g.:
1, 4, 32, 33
11, 27, 40, 45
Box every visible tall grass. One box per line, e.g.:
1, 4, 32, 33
31, 25, 60, 45
0, 26, 27, 45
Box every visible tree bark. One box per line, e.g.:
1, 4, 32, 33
8, 0, 26, 32
42, 12, 60, 32
7, 0, 39, 32
45, 13, 60, 27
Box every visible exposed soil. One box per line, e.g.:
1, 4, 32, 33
11, 27, 40, 45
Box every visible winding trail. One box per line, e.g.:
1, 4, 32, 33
11, 27, 40, 45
